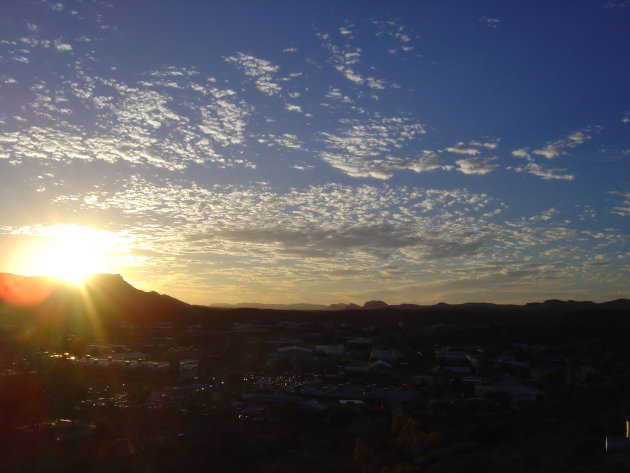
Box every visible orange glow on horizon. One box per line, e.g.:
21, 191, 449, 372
0, 273, 57, 306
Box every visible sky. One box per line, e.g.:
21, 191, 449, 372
0, 0, 628, 306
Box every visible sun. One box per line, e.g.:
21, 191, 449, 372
2, 226, 117, 285
36, 238, 104, 284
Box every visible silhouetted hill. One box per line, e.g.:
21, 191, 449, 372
1, 273, 629, 331
328, 302, 361, 311
214, 302, 332, 311
78, 273, 192, 323
0, 273, 194, 328
363, 300, 389, 310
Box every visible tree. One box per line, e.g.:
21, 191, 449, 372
391, 410, 442, 459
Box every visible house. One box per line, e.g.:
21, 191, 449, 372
277, 345, 312, 355
315, 345, 345, 356
475, 378, 542, 408
369, 359, 393, 370
370, 347, 403, 364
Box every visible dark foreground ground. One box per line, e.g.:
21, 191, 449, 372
1, 276, 630, 471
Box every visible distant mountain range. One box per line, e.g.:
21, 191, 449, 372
1, 273, 628, 322
212, 298, 630, 312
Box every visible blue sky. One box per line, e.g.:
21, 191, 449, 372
0, 0, 628, 305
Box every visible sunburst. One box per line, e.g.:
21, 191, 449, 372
4, 225, 118, 285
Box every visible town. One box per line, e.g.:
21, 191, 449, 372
1, 289, 630, 472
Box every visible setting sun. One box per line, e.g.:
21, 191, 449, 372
31, 239, 104, 284
1, 226, 118, 285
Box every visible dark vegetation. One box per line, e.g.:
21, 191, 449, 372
1, 273, 630, 472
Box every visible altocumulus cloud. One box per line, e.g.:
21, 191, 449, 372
455, 157, 499, 175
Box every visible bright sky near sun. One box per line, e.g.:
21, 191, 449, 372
0, 0, 628, 305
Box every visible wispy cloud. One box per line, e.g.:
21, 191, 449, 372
324, 87, 353, 104
529, 208, 560, 221
293, 163, 314, 171
444, 139, 500, 156
373, 19, 416, 53
533, 127, 599, 159
510, 128, 597, 180
445, 142, 481, 155
510, 149, 574, 181
54, 39, 72, 52
609, 191, 630, 216
456, 157, 499, 175
0, 65, 259, 170
258, 133, 304, 150
52, 176, 503, 265
479, 17, 501, 28
319, 116, 427, 178
317, 29, 390, 91
339, 25, 354, 38
224, 52, 282, 96
285, 103, 303, 113
45, 174, 627, 304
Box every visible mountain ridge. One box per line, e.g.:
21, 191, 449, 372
1, 273, 628, 320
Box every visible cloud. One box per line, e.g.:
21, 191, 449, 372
400, 237, 487, 261
391, 152, 443, 173
0, 66, 261, 170
339, 26, 354, 37
53, 177, 503, 266
445, 139, 500, 156
54, 40, 72, 52
527, 163, 574, 180
510, 148, 574, 180
40, 169, 627, 303
325, 88, 353, 103
529, 208, 560, 221
319, 153, 394, 179
320, 117, 426, 156
373, 19, 416, 53
513, 161, 574, 181
469, 139, 500, 149
319, 153, 443, 180
293, 163, 314, 171
42, 2, 64, 12
198, 92, 252, 146
317, 30, 391, 90
456, 157, 499, 175
366, 77, 387, 90
285, 103, 303, 113
511, 148, 530, 159
532, 127, 599, 159
445, 142, 481, 155
224, 52, 282, 96
609, 191, 630, 216
259, 133, 304, 150
318, 116, 427, 178
479, 17, 501, 28
319, 126, 503, 179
